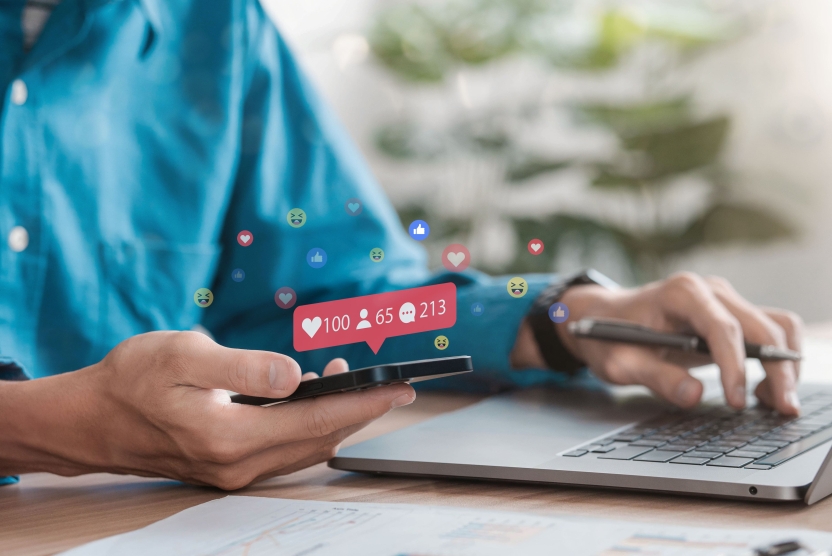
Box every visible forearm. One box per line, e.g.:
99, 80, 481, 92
0, 368, 104, 477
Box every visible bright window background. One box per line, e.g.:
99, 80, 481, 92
261, 0, 832, 324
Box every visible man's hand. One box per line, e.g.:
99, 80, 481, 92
512, 272, 802, 415
0, 332, 414, 489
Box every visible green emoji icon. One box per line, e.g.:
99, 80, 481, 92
287, 208, 306, 228
507, 277, 528, 298
370, 248, 385, 262
434, 335, 449, 350
194, 288, 214, 308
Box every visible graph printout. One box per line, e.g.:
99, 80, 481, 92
62, 496, 832, 556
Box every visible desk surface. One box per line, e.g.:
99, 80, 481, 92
4, 330, 832, 555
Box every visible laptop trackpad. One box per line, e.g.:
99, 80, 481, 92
340, 386, 671, 468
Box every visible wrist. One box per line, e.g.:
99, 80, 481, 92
556, 284, 622, 362
0, 368, 104, 476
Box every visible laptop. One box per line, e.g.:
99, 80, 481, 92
330, 379, 832, 504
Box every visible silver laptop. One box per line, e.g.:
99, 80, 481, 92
330, 381, 832, 504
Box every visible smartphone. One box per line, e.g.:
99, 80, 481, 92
230, 356, 473, 406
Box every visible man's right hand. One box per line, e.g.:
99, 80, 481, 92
0, 331, 415, 490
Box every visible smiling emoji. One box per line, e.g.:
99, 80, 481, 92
286, 208, 306, 228
193, 288, 213, 308
434, 335, 449, 350
370, 247, 385, 262
507, 277, 527, 298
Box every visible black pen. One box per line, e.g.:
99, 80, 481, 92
567, 318, 802, 362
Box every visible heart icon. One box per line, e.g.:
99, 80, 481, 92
348, 202, 359, 213
302, 317, 322, 338
278, 293, 293, 305
240, 235, 251, 244
447, 252, 466, 268
530, 243, 541, 252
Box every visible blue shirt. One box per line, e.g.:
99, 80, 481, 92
0, 0, 565, 483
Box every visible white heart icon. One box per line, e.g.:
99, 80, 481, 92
278, 293, 293, 305
447, 252, 466, 267
530, 243, 541, 252
240, 234, 251, 244
302, 317, 322, 338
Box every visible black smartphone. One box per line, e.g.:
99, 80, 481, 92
230, 356, 473, 406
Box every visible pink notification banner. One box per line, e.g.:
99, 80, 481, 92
293, 283, 457, 354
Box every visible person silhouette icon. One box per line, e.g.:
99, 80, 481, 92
357, 308, 372, 330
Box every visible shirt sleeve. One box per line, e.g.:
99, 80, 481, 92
0, 356, 29, 486
203, 1, 567, 392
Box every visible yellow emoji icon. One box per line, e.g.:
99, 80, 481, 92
434, 335, 449, 350
370, 247, 385, 262
194, 288, 213, 308
507, 277, 528, 298
287, 208, 306, 228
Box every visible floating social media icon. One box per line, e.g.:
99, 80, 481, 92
408, 220, 430, 241
231, 269, 245, 282
292, 283, 457, 354
548, 302, 569, 323
370, 248, 385, 262
470, 302, 484, 316
193, 288, 213, 308
344, 198, 363, 216
307, 248, 327, 268
237, 230, 253, 247
507, 276, 528, 298
399, 302, 416, 323
274, 287, 297, 309
287, 208, 306, 228
434, 335, 449, 350
442, 243, 471, 272
527, 238, 544, 256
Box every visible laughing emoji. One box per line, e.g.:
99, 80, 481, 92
370, 248, 385, 262
193, 288, 214, 308
434, 335, 449, 350
286, 208, 306, 228
507, 277, 527, 298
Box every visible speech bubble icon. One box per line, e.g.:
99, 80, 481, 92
399, 302, 416, 323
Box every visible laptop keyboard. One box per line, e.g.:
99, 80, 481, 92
563, 393, 832, 470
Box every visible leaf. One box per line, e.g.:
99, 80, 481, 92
572, 97, 693, 135
374, 122, 445, 160
620, 116, 730, 178
682, 203, 796, 247
505, 154, 572, 182
368, 5, 450, 82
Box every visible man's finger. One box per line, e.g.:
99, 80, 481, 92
218, 383, 415, 455
605, 346, 703, 408
705, 278, 800, 415
762, 307, 804, 379
322, 358, 349, 376
171, 332, 302, 398
658, 273, 747, 408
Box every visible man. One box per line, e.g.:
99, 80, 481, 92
0, 0, 802, 490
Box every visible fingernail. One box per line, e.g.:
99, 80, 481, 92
733, 385, 746, 406
676, 379, 699, 405
269, 361, 286, 391
787, 391, 801, 412
390, 392, 415, 409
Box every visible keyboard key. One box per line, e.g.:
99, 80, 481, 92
745, 443, 778, 453
590, 445, 616, 453
612, 434, 642, 442
754, 426, 832, 466
563, 450, 587, 457
595, 439, 616, 446
597, 446, 653, 460
751, 439, 790, 448
686, 451, 722, 459
706, 456, 754, 468
634, 450, 684, 463
727, 450, 769, 459
630, 439, 667, 447
670, 456, 710, 465
663, 444, 696, 452
745, 464, 773, 470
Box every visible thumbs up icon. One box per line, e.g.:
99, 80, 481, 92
554, 307, 564, 318
408, 220, 430, 241
548, 302, 569, 323
306, 247, 328, 268
311, 251, 323, 263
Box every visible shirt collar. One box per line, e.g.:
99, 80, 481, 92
134, 0, 163, 36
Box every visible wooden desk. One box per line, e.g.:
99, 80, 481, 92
4, 331, 832, 555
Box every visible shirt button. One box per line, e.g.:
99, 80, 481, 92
11, 80, 28, 105
8, 226, 29, 252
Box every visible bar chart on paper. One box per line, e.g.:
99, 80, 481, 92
61, 497, 832, 556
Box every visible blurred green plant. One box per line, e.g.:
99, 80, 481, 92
367, 0, 795, 282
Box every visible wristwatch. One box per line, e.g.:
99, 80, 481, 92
526, 269, 618, 375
